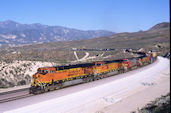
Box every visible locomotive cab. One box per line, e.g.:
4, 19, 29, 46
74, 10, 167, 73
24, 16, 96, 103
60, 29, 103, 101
30, 67, 56, 94
31, 67, 56, 87
37, 68, 49, 75
37, 67, 56, 75
94, 61, 105, 66
122, 59, 129, 67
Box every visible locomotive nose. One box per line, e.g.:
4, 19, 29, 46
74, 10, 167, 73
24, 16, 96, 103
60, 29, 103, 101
32, 73, 39, 86
33, 73, 37, 78
35, 74, 39, 78
33, 73, 40, 78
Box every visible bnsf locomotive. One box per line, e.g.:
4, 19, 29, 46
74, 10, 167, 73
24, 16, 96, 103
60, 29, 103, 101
29, 51, 157, 94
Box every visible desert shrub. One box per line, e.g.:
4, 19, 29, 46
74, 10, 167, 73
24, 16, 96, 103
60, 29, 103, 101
9, 70, 14, 74
23, 63, 27, 67
17, 80, 26, 85
25, 74, 31, 81
3, 59, 14, 63
0, 85, 8, 88
8, 81, 15, 87
4, 70, 8, 75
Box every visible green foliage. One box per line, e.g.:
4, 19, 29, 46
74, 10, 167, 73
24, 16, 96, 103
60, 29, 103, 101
139, 93, 170, 113
0, 85, 8, 88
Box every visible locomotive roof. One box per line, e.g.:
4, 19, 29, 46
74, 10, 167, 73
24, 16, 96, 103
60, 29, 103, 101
54, 63, 95, 70
54, 59, 124, 71
104, 59, 123, 64
45, 55, 147, 71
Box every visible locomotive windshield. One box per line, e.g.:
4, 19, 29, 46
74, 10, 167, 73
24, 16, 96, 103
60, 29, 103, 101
37, 68, 48, 75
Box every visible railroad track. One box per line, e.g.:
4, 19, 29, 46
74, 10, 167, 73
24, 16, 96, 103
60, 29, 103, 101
0, 87, 29, 96
0, 93, 32, 103
0, 88, 33, 103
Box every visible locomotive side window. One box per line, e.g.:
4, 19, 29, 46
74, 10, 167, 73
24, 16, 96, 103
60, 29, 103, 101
44, 70, 48, 73
97, 64, 101, 66
37, 69, 41, 73
37, 69, 48, 75
50, 70, 54, 73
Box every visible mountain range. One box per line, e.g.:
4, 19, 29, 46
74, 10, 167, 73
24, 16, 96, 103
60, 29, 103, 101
0, 20, 114, 47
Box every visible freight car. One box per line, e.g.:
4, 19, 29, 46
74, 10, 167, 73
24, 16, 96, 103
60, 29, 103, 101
30, 51, 157, 94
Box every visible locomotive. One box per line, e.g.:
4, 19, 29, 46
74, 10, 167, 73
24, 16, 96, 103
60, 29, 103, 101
29, 51, 157, 94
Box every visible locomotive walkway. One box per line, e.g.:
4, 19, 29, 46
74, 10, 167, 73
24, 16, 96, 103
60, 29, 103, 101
0, 56, 170, 113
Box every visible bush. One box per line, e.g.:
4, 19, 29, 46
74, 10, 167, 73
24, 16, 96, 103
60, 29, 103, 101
17, 80, 26, 85
25, 74, 31, 81
9, 70, 14, 74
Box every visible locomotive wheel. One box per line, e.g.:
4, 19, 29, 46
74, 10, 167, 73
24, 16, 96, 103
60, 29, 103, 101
87, 78, 92, 82
88, 78, 91, 82
93, 77, 97, 81
97, 77, 100, 80
36, 90, 41, 94
49, 85, 55, 91
83, 78, 88, 83
59, 83, 63, 89
39, 88, 44, 93
44, 86, 49, 92
89, 78, 93, 82
99, 76, 102, 79
47, 86, 51, 91
54, 85, 60, 90
103, 74, 106, 78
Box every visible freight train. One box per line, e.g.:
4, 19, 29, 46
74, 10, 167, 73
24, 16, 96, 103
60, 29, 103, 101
29, 51, 157, 94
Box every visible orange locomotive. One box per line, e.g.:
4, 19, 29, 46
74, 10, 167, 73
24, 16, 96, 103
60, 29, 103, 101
30, 60, 124, 94
30, 52, 157, 94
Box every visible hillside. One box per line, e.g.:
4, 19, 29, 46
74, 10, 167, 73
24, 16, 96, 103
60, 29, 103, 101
0, 22, 170, 88
149, 22, 170, 31
0, 22, 169, 62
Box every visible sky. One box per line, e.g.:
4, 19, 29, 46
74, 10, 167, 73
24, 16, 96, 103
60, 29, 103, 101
0, 0, 170, 32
